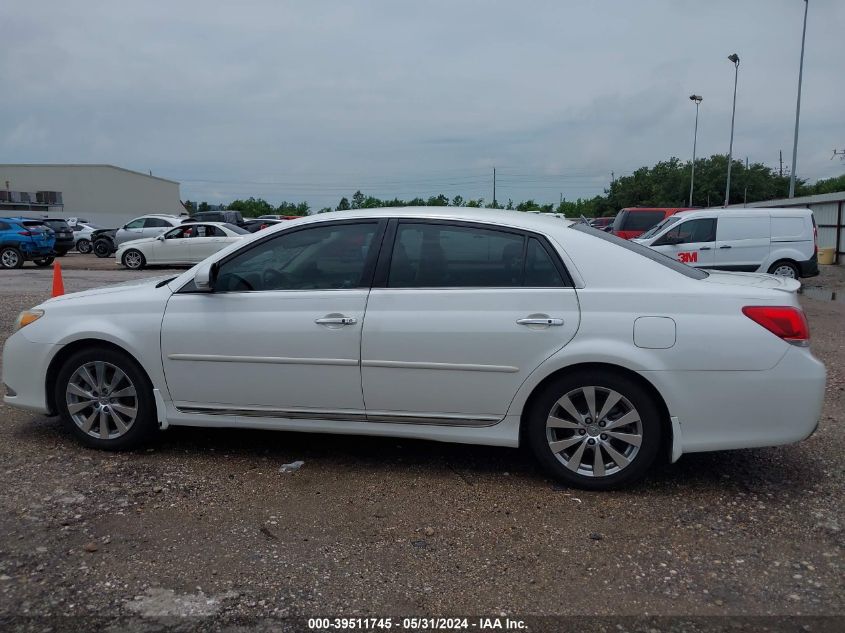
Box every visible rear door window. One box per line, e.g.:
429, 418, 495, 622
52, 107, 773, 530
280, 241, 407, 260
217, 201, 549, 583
144, 218, 174, 228
387, 223, 526, 288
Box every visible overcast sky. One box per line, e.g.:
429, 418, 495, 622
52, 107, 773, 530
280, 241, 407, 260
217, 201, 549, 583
2, 0, 843, 209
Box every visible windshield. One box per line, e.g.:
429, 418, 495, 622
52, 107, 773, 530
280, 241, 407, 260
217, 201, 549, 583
570, 223, 708, 279
639, 215, 682, 240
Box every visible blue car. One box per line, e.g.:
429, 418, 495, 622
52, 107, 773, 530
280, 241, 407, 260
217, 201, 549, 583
0, 217, 57, 269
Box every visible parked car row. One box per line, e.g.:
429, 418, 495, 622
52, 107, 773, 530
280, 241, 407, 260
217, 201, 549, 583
0, 217, 57, 268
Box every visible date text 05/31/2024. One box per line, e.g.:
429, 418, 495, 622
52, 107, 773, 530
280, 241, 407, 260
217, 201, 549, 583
307, 617, 527, 630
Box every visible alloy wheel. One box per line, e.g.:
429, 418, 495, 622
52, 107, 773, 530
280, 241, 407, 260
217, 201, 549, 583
65, 361, 138, 440
545, 386, 643, 477
1, 249, 20, 268
124, 251, 143, 269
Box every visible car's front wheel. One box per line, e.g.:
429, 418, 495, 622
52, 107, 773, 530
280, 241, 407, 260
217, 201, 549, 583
55, 347, 158, 450
122, 249, 146, 270
0, 247, 24, 269
93, 239, 113, 258
527, 370, 662, 490
76, 239, 92, 254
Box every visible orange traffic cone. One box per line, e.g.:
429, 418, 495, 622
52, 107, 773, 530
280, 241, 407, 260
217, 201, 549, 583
52, 260, 65, 297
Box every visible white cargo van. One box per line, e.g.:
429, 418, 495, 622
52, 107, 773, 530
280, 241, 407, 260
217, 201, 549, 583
633, 208, 818, 279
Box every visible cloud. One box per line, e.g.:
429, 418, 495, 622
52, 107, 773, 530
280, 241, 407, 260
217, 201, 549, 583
0, 0, 842, 208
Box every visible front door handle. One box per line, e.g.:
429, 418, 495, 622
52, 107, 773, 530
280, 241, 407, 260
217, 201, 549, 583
315, 316, 357, 326
699, 246, 711, 251
517, 317, 564, 326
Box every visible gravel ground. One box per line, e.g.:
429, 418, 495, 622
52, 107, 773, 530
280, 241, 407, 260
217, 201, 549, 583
0, 262, 843, 630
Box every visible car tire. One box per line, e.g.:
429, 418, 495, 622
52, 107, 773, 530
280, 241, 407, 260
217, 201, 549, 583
33, 257, 55, 267
122, 249, 146, 270
54, 346, 158, 451
76, 239, 92, 254
0, 247, 24, 269
55, 249, 68, 257
526, 370, 662, 490
93, 240, 113, 258
768, 260, 800, 279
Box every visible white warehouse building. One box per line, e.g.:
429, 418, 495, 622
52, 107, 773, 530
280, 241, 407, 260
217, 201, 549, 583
0, 164, 187, 227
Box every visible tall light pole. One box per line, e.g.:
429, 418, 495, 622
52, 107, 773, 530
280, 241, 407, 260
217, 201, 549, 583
688, 94, 703, 207
724, 53, 740, 207
789, 0, 809, 198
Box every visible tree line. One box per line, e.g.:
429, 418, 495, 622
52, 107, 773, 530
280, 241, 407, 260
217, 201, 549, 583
185, 155, 845, 219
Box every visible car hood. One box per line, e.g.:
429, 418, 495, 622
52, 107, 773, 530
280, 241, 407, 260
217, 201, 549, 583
42, 275, 173, 304
701, 270, 801, 293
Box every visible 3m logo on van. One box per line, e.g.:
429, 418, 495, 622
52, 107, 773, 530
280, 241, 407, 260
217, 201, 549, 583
678, 251, 698, 264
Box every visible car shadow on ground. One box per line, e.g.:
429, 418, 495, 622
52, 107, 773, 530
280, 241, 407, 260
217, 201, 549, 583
14, 413, 822, 495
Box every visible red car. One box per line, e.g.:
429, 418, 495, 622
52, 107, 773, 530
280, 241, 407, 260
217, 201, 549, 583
611, 207, 694, 239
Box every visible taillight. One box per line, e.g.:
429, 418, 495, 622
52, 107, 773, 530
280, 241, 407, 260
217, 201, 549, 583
742, 306, 810, 346
18, 230, 33, 236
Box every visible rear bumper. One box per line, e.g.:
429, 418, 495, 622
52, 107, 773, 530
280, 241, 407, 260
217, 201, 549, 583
798, 253, 819, 278
643, 345, 826, 455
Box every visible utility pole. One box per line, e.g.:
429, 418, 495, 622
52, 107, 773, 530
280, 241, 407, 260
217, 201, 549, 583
688, 94, 703, 207
779, 150, 783, 177
789, 0, 809, 198
725, 53, 740, 207
492, 167, 496, 208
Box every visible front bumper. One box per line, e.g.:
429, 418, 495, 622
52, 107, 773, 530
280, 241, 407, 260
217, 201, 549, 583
2, 330, 58, 414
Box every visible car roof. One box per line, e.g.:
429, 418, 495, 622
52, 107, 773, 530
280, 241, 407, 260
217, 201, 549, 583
671, 207, 814, 221
273, 207, 574, 232
177, 221, 235, 228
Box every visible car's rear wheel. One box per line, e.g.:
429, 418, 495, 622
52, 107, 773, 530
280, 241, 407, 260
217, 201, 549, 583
122, 249, 146, 270
0, 247, 24, 269
55, 347, 158, 450
768, 260, 800, 279
33, 257, 55, 267
527, 370, 661, 490
76, 239, 92, 254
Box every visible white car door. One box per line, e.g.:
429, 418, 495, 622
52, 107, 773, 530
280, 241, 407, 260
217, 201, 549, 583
189, 224, 230, 261
360, 220, 580, 424
160, 220, 385, 415
648, 217, 717, 268
714, 215, 771, 272
151, 226, 193, 264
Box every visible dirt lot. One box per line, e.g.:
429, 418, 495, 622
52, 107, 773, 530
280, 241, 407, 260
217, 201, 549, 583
0, 259, 843, 630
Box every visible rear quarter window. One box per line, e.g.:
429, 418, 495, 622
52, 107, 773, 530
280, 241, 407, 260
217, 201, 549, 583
570, 223, 709, 279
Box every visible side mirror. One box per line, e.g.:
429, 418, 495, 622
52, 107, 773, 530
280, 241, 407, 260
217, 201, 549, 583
193, 261, 215, 292
156, 234, 166, 241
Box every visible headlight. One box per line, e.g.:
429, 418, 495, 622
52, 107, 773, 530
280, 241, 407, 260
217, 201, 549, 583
14, 309, 44, 332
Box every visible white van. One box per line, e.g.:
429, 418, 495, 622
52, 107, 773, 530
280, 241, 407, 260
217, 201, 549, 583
633, 208, 818, 279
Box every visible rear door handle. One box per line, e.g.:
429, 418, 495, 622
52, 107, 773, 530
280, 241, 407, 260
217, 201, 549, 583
699, 246, 711, 251
315, 316, 357, 326
719, 245, 732, 249
517, 317, 564, 326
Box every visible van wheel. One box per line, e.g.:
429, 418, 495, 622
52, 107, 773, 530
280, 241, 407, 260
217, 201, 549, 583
526, 370, 661, 490
768, 260, 799, 279
54, 347, 158, 450
0, 247, 24, 269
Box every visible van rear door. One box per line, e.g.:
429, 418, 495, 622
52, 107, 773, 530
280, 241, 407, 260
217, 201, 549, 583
713, 215, 770, 272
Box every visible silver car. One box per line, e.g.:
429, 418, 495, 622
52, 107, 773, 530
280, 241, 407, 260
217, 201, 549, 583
115, 214, 183, 246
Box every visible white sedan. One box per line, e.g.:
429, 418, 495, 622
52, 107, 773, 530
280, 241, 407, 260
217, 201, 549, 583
2, 208, 826, 489
115, 222, 248, 269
